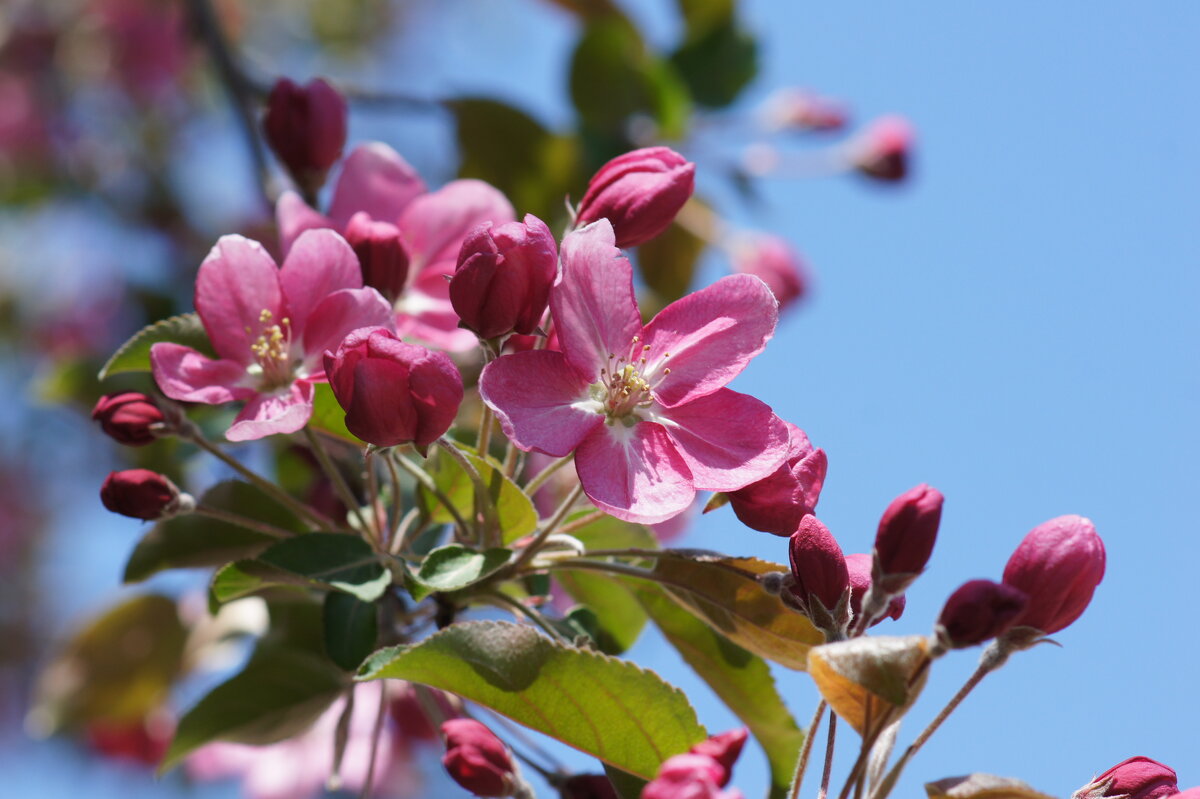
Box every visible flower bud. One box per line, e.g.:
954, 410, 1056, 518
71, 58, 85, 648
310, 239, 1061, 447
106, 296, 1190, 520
345, 212, 410, 303
1167, 789, 1200, 799
729, 235, 808, 312
324, 328, 463, 452
759, 88, 848, 133
441, 719, 516, 797
787, 515, 849, 615
1001, 515, 1105, 635
262, 77, 347, 194
875, 484, 943, 579
575, 147, 695, 248
850, 116, 913, 183
688, 728, 748, 787
92, 392, 165, 446
727, 423, 826, 535
643, 753, 743, 799
100, 469, 186, 520
561, 774, 619, 799
450, 215, 558, 340
1074, 757, 1178, 799
845, 553, 905, 626
936, 579, 1028, 649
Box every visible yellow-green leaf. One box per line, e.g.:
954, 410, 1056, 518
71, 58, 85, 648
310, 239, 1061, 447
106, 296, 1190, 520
807, 635, 931, 737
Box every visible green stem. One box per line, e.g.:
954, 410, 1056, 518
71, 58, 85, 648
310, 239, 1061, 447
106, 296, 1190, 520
363, 448, 386, 548
384, 451, 405, 544
193, 506, 292, 539
304, 427, 368, 534
438, 436, 500, 545
523, 453, 573, 496
502, 439, 520, 478
536, 558, 657, 582
788, 701, 827, 799
477, 404, 494, 461
554, 510, 607, 537
483, 590, 571, 644
390, 452, 471, 538
509, 483, 586, 574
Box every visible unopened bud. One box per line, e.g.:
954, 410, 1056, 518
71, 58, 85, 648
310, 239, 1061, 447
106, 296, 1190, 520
575, 147, 695, 248
936, 579, 1027, 650
1001, 514, 1105, 635
727, 422, 825, 535
1073, 757, 1178, 799
441, 719, 516, 797
874, 483, 943, 585
760, 88, 848, 133
787, 515, 849, 618
100, 469, 189, 520
345, 212, 410, 303
560, 774, 618, 799
92, 392, 165, 446
262, 77, 348, 195
850, 116, 913, 183
688, 728, 747, 787
728, 235, 809, 312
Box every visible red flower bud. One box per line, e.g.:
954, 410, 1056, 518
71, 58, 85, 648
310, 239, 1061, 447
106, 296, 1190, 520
92, 392, 165, 446
324, 328, 463, 452
729, 235, 809, 312
689, 728, 747, 788
1078, 757, 1178, 799
643, 754, 736, 799
450, 214, 558, 340
845, 553, 905, 626
561, 775, 619, 799
760, 88, 848, 133
85, 713, 173, 766
441, 719, 516, 797
575, 147, 695, 248
1002, 514, 1105, 634
851, 116, 913, 183
99, 469, 182, 520
937, 579, 1028, 649
875, 483, 943, 577
727, 422, 826, 535
345, 212, 410, 303
788, 515, 849, 614
262, 77, 347, 193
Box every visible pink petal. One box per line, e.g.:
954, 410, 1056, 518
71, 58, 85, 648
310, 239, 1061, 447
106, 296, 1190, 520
551, 220, 643, 382
642, 274, 778, 407
328, 142, 427, 228
479, 350, 604, 456
225, 381, 315, 441
150, 342, 256, 403
195, 235, 284, 363
395, 309, 479, 352
398, 179, 515, 269
279, 228, 362, 335
275, 190, 333, 256
300, 287, 396, 373
652, 389, 788, 491
575, 421, 694, 524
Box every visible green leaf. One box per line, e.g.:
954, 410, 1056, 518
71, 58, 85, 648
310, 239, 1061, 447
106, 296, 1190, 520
417, 447, 537, 544
670, 21, 759, 109
358, 621, 706, 778
161, 646, 346, 773
124, 481, 304, 583
676, 0, 734, 37
308, 382, 362, 444
323, 592, 378, 671
570, 513, 659, 551
636, 586, 804, 799
637, 220, 706, 306
650, 552, 825, 670
604, 764, 649, 799
100, 313, 214, 380
557, 570, 646, 655
210, 560, 312, 605
408, 544, 512, 602
257, 533, 390, 603
29, 595, 186, 734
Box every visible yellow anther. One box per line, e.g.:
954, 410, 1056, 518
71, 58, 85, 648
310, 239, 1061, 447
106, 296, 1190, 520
259, 309, 273, 322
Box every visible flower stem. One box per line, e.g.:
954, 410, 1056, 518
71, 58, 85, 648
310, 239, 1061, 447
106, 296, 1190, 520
360, 684, 388, 799
788, 701, 827, 799
482, 590, 570, 644
818, 713, 838, 799
438, 436, 501, 546
383, 451, 405, 543
193, 506, 292, 539
477, 403, 494, 461
555, 510, 607, 537
363, 448, 386, 548
304, 427, 369, 535
509, 483, 586, 573
389, 451, 471, 539
523, 454, 573, 496
390, 507, 422, 556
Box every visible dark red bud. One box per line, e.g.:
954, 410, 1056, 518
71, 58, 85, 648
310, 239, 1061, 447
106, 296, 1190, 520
560, 774, 619, 799
788, 515, 849, 613
1086, 757, 1178, 799
441, 719, 516, 797
575, 147, 695, 248
875, 483, 943, 577
845, 553, 905, 626
99, 469, 181, 520
728, 422, 826, 535
937, 579, 1028, 648
92, 392, 165, 446
324, 328, 463, 451
730, 235, 809, 312
688, 728, 747, 787
1002, 515, 1105, 635
450, 214, 558, 340
345, 212, 410, 303
852, 116, 913, 183
262, 77, 347, 193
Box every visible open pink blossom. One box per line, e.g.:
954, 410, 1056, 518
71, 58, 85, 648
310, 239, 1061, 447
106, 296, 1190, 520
480, 220, 788, 524
151, 230, 394, 441
276, 142, 515, 351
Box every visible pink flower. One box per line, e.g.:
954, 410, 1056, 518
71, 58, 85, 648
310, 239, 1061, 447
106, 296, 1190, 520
276, 142, 515, 351
1076, 757, 1178, 799
150, 231, 394, 442
725, 421, 826, 535
850, 116, 913, 183
642, 754, 744, 799
729, 234, 809, 312
480, 220, 788, 524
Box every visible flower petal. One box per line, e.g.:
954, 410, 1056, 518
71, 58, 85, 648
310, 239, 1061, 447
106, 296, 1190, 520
652, 388, 788, 491
575, 421, 695, 524
279, 229, 362, 335
150, 342, 255, 404
479, 350, 604, 456
300, 287, 396, 373
225, 381, 315, 442
398, 179, 515, 269
642, 274, 778, 407
328, 143, 427, 228
551, 220, 642, 382
195, 235, 284, 363
276, 190, 333, 257
394, 266, 477, 351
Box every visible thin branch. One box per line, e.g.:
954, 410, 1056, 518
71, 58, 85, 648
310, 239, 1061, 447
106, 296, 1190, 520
788, 701, 827, 799
193, 505, 292, 539
391, 450, 471, 539
304, 428, 369, 535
